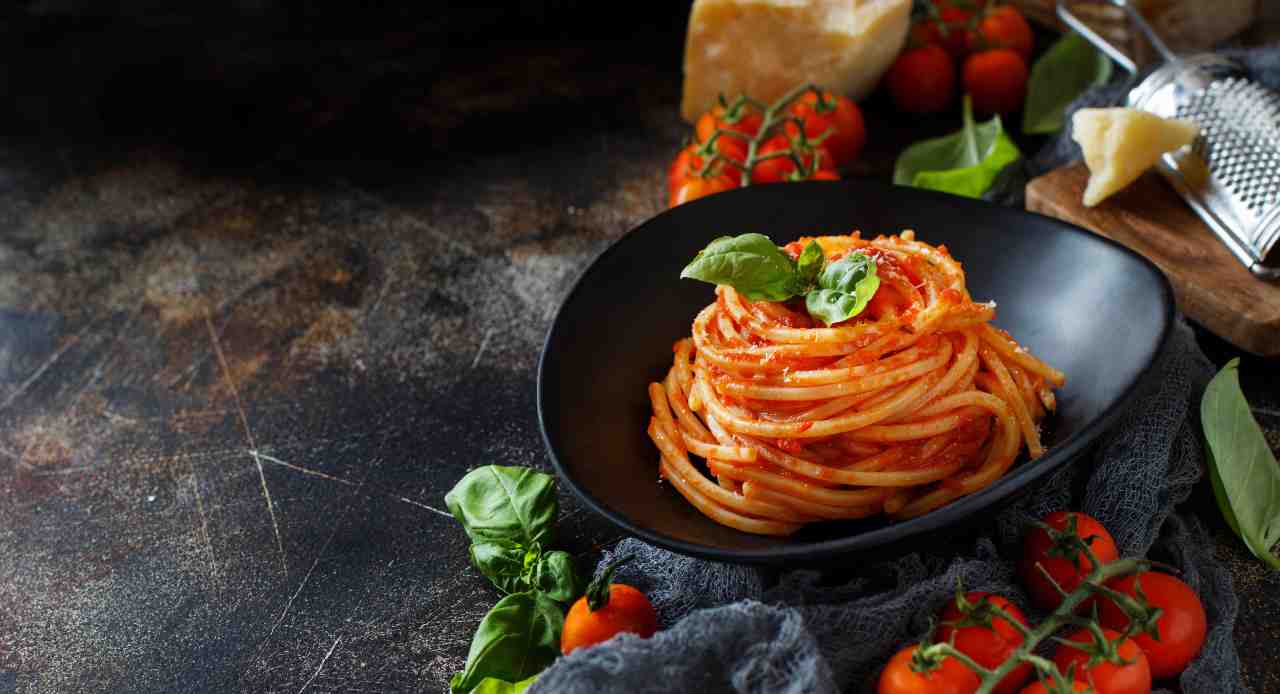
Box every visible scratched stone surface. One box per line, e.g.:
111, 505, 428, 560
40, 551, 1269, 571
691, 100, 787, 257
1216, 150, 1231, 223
0, 24, 1278, 694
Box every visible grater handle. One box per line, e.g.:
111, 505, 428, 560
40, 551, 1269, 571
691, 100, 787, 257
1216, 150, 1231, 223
1056, 1, 1137, 74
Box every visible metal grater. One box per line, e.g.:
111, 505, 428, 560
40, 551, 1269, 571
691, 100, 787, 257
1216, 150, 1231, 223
1060, 1, 1280, 279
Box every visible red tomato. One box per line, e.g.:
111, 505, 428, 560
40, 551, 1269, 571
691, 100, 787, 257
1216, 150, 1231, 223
668, 143, 743, 195
696, 105, 763, 147
962, 49, 1029, 116
887, 44, 957, 114
561, 582, 658, 655
669, 172, 737, 207
811, 169, 841, 181
1018, 680, 1091, 694
937, 593, 1033, 694
878, 644, 980, 694
785, 91, 866, 167
1020, 512, 1119, 611
935, 1, 976, 59
751, 135, 835, 183
668, 144, 698, 196
1053, 629, 1151, 694
968, 6, 1034, 62
1097, 572, 1207, 679
910, 20, 945, 49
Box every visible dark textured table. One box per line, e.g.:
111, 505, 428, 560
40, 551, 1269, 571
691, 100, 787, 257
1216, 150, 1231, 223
1, 20, 1278, 694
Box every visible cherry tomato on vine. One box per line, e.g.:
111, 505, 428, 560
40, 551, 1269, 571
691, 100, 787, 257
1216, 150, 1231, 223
887, 44, 956, 115
934, 1, 976, 59
1052, 628, 1151, 694
1020, 512, 1119, 611
1097, 572, 1207, 679
909, 20, 945, 49
810, 169, 841, 181
695, 105, 763, 147
669, 172, 737, 207
936, 593, 1033, 694
784, 90, 866, 167
561, 557, 658, 654
878, 644, 980, 694
968, 6, 1034, 62
1018, 680, 1091, 694
751, 135, 835, 183
668, 143, 742, 197
963, 48, 1028, 116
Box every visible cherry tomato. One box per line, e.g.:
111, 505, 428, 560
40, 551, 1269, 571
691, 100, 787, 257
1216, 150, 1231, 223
969, 6, 1034, 62
785, 90, 866, 167
669, 172, 737, 207
811, 169, 841, 181
878, 644, 980, 694
909, 20, 945, 49
962, 49, 1028, 116
1020, 512, 1119, 611
887, 44, 957, 114
1053, 628, 1151, 694
1097, 572, 1207, 679
751, 135, 835, 183
668, 143, 742, 197
696, 105, 763, 147
935, 1, 976, 60
937, 593, 1033, 694
561, 558, 658, 654
1018, 680, 1091, 694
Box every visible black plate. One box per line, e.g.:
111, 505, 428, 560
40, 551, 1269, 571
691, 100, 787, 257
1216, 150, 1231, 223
537, 181, 1174, 564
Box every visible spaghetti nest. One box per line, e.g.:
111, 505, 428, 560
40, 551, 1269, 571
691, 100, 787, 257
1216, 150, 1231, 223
647, 231, 1066, 536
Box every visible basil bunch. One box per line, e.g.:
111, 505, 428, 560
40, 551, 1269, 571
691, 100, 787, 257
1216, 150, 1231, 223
680, 233, 880, 326
1201, 359, 1280, 571
445, 466, 583, 692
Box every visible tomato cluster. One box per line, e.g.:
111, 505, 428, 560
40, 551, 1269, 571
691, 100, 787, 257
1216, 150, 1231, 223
668, 88, 866, 207
878, 512, 1209, 694
887, 1, 1033, 116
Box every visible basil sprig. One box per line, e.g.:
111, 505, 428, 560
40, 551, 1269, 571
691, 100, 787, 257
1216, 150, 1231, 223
805, 252, 880, 327
893, 95, 1022, 200
1201, 359, 1280, 571
681, 234, 880, 326
445, 466, 583, 692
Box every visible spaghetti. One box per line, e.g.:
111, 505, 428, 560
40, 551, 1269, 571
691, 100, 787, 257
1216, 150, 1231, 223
646, 231, 1065, 536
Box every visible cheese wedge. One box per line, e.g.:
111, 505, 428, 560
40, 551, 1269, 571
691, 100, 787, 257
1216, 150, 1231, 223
1072, 107, 1200, 207
680, 0, 911, 123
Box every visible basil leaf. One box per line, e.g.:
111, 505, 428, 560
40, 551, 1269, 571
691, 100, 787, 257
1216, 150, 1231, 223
528, 550, 582, 603
445, 466, 558, 548
1201, 358, 1280, 570
805, 253, 880, 326
1023, 31, 1113, 135
450, 591, 564, 693
680, 233, 800, 302
793, 240, 825, 295
470, 541, 530, 595
472, 675, 538, 694
893, 96, 1022, 199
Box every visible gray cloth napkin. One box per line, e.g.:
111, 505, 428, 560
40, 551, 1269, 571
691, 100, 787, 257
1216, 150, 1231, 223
532, 43, 1280, 694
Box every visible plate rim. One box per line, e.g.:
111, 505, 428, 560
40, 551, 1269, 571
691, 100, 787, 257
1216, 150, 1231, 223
536, 179, 1177, 564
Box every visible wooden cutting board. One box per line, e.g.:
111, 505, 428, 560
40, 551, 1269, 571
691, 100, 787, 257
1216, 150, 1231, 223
1025, 162, 1280, 357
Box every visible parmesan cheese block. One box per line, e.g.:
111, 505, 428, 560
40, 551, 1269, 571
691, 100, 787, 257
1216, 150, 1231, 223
1072, 108, 1200, 207
680, 0, 911, 123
